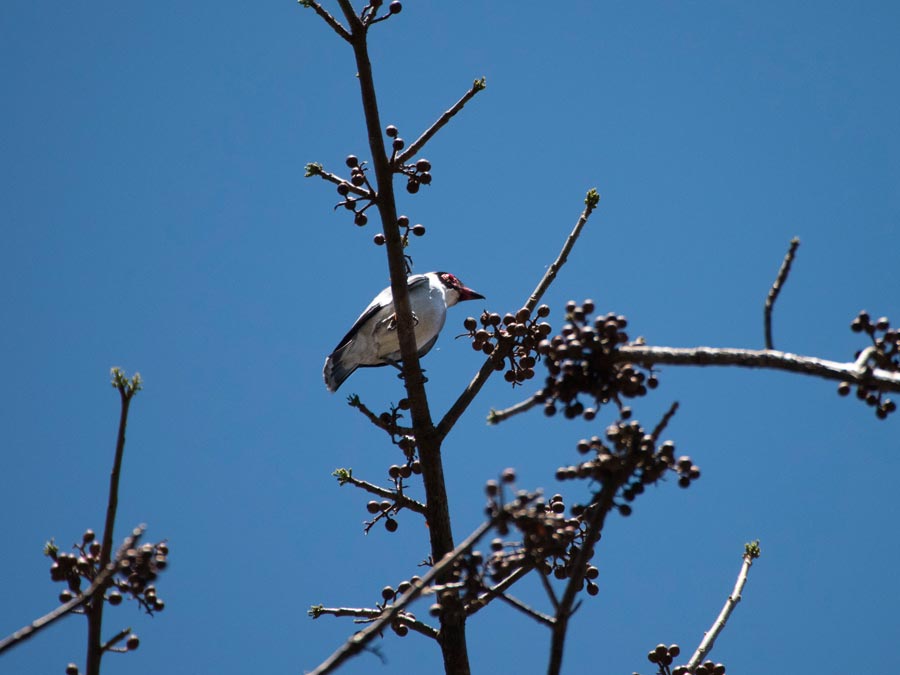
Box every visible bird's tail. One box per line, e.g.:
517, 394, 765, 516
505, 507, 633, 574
323, 350, 356, 393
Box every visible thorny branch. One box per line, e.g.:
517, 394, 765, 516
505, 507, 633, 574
764, 237, 800, 350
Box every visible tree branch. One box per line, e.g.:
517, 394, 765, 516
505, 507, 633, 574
86, 369, 140, 675
311, 606, 438, 640
308, 517, 496, 675
616, 345, 900, 391
341, 473, 427, 515
496, 593, 556, 628
487, 394, 539, 425
685, 542, 761, 670
334, 1, 467, 669
394, 78, 486, 166
764, 237, 800, 350
300, 0, 352, 41
547, 479, 621, 675
437, 189, 600, 441
0, 526, 146, 655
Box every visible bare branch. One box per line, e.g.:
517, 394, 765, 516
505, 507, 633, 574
0, 526, 146, 655
87, 369, 140, 675
346, 395, 412, 436
764, 237, 801, 349
311, 606, 438, 640
308, 517, 496, 675
547, 481, 620, 675
340, 473, 427, 515
437, 189, 601, 440
465, 564, 534, 617
616, 345, 900, 391
300, 1, 352, 42
686, 542, 761, 670
496, 593, 556, 628
394, 78, 486, 166
487, 394, 539, 425
305, 163, 372, 199
650, 401, 680, 442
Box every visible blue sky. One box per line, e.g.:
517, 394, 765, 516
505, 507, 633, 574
2, 2, 898, 674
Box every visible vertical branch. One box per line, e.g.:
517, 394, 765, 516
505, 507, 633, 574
547, 475, 622, 675
686, 542, 761, 670
85, 369, 140, 675
764, 237, 800, 350
333, 2, 467, 672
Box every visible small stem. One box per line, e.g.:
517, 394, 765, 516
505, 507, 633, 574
343, 474, 427, 515
394, 79, 486, 166
764, 237, 800, 350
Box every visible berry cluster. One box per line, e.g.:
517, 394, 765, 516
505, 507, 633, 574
478, 473, 606, 597
383, 124, 432, 194
335, 155, 375, 227
45, 529, 169, 616
377, 577, 421, 637
556, 419, 699, 510
536, 300, 655, 419
646, 643, 681, 672
639, 643, 725, 675
463, 304, 553, 385
839, 311, 898, 419
373, 215, 426, 247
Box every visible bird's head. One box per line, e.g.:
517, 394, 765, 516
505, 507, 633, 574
434, 272, 485, 306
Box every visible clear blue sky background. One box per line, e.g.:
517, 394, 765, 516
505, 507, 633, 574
2, 2, 898, 674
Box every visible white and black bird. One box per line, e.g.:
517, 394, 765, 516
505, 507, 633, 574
323, 271, 484, 392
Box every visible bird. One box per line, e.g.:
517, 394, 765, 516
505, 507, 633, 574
323, 271, 484, 392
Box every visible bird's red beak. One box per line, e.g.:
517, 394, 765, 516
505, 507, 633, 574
457, 286, 485, 302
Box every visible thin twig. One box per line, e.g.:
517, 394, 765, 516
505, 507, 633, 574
308, 516, 496, 675
307, 164, 373, 199
496, 593, 556, 628
487, 394, 539, 425
301, 0, 352, 41
650, 401, 680, 442
347, 396, 412, 436
465, 564, 534, 617
537, 565, 561, 611
616, 345, 900, 391
87, 370, 139, 675
100, 627, 131, 653
437, 190, 601, 441
685, 543, 761, 670
342, 474, 427, 515
0, 526, 145, 655
764, 237, 800, 349
312, 606, 438, 640
394, 78, 486, 166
